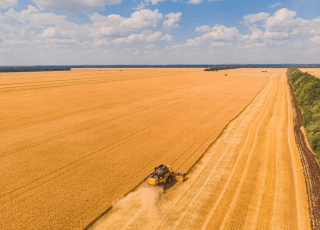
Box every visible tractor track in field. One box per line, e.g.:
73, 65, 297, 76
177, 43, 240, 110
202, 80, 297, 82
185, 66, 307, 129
287, 75, 320, 229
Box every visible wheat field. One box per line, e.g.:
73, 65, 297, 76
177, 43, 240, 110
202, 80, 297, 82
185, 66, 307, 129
1, 68, 270, 229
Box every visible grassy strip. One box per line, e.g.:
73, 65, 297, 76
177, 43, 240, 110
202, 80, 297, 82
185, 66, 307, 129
287, 68, 320, 160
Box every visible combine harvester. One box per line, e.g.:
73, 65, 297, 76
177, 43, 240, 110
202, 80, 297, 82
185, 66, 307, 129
144, 164, 186, 188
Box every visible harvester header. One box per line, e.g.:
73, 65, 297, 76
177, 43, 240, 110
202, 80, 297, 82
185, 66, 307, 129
144, 164, 186, 186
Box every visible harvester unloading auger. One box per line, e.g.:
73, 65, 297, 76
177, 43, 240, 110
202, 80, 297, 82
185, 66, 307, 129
143, 164, 186, 186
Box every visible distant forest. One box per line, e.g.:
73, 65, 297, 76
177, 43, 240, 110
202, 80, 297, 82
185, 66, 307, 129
0, 66, 71, 73
1, 64, 320, 73
204, 64, 320, 71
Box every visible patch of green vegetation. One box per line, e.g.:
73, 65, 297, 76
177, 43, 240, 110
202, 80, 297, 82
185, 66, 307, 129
287, 68, 320, 160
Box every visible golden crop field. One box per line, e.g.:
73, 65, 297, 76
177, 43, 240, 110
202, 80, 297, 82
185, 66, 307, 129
0, 68, 269, 229
90, 70, 311, 230
300, 68, 320, 78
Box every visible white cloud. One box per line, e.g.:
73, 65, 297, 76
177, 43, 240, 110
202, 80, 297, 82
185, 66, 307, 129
93, 38, 110, 46
134, 0, 164, 10
32, 0, 121, 11
0, 47, 11, 53
1, 5, 66, 28
1, 6, 172, 52
163, 12, 182, 29
242, 28, 264, 41
243, 12, 270, 23
38, 27, 72, 39
46, 38, 77, 44
120, 9, 163, 30
3, 5, 320, 65
2, 39, 26, 45
0, 0, 17, 9
201, 25, 240, 40
111, 30, 172, 45
145, 44, 155, 48
2, 31, 27, 45
311, 24, 320, 34
187, 0, 202, 4
269, 2, 281, 8
133, 50, 141, 55
265, 8, 297, 30
185, 37, 203, 47
250, 29, 264, 40
263, 8, 312, 39
0, 21, 17, 31
91, 9, 163, 37
147, 31, 172, 41
264, 31, 289, 39
166, 24, 239, 50
195, 25, 211, 32
311, 35, 320, 44
242, 8, 318, 44
90, 13, 125, 32
150, 0, 164, 4
30, 13, 66, 27
237, 42, 266, 49
210, 42, 232, 47
164, 37, 203, 50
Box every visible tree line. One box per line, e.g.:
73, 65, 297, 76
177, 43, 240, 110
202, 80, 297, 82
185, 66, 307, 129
0, 66, 71, 73
287, 68, 320, 160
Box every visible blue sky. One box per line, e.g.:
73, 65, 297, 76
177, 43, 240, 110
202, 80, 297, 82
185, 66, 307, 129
1, 0, 320, 65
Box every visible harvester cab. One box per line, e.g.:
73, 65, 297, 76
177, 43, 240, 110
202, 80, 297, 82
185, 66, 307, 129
144, 164, 186, 186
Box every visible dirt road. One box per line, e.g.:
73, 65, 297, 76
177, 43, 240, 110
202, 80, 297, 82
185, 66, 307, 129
89, 71, 311, 230
0, 68, 268, 229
